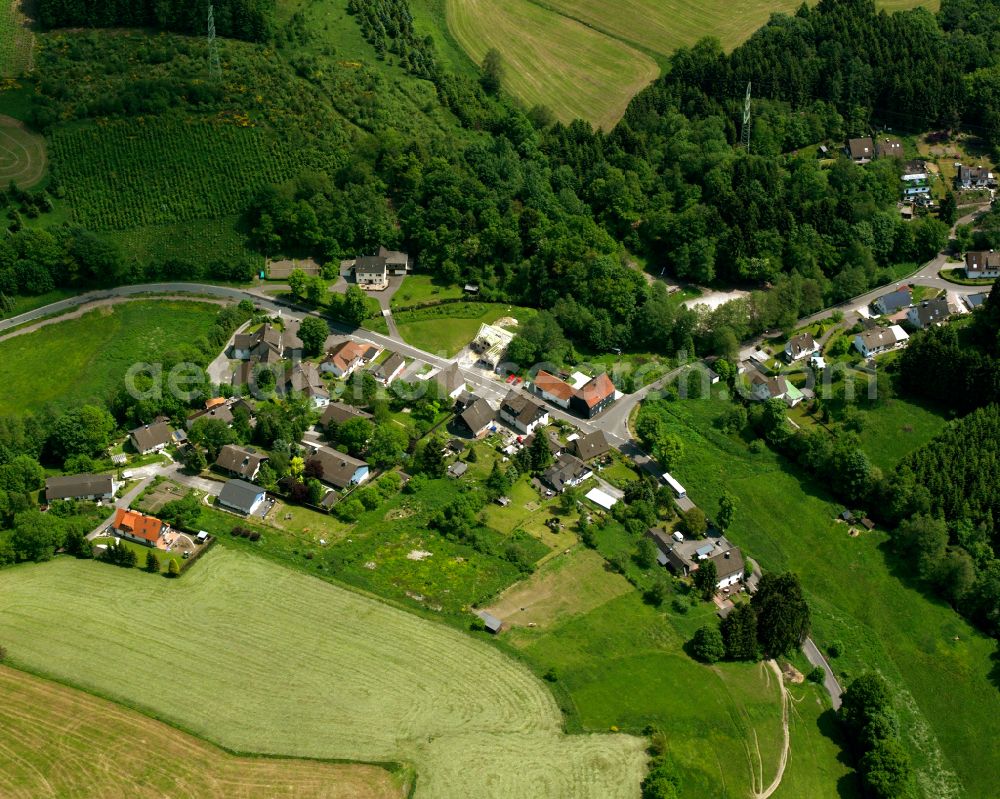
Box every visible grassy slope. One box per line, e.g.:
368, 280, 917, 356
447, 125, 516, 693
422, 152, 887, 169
854, 397, 949, 472
0, 549, 646, 799
0, 300, 222, 414
650, 390, 998, 799
0, 666, 406, 799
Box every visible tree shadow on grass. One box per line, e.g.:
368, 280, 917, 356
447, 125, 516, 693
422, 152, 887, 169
816, 708, 863, 798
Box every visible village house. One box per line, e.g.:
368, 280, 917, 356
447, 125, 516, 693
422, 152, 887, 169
434, 363, 467, 401
218, 479, 267, 516
284, 362, 330, 408
111, 508, 168, 547
541, 453, 593, 493
320, 402, 373, 428
847, 136, 874, 164
186, 398, 255, 430
748, 373, 804, 407
646, 528, 745, 590
129, 419, 174, 455
854, 324, 909, 358
455, 397, 495, 438
232, 323, 300, 361
303, 444, 370, 490
875, 137, 902, 159
498, 390, 549, 436
570, 373, 617, 418
873, 286, 912, 316
340, 246, 411, 290
572, 429, 611, 461
907, 297, 950, 330
45, 473, 119, 503
900, 160, 930, 198
321, 340, 370, 378
214, 445, 268, 482
964, 251, 1000, 280
784, 332, 819, 362
370, 352, 406, 386
532, 370, 576, 409
956, 165, 995, 190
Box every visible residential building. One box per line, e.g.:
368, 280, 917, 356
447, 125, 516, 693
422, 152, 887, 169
572, 430, 611, 461
455, 397, 495, 438
321, 340, 369, 378
447, 461, 469, 479
956, 165, 995, 189
340, 246, 411, 290
875, 137, 902, 159
646, 529, 745, 590
214, 445, 268, 481
854, 324, 909, 358
284, 362, 330, 408
900, 160, 930, 198
319, 402, 372, 428
532, 370, 575, 409
111, 508, 167, 546
303, 445, 369, 490
129, 420, 174, 454
873, 286, 912, 315
45, 473, 118, 502
784, 332, 819, 362
907, 297, 950, 329
570, 373, 617, 418
370, 352, 406, 385
964, 251, 1000, 280
232, 323, 291, 361
847, 136, 874, 164
218, 479, 267, 516
186, 398, 254, 430
498, 390, 549, 436
748, 373, 804, 407
434, 362, 467, 401
541, 453, 593, 493
522, 429, 564, 458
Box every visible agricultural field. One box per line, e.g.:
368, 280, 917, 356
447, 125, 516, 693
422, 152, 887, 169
49, 117, 304, 230
0, 300, 224, 413
0, 0, 33, 77
443, 0, 935, 129
0, 114, 46, 188
0, 666, 406, 799
643, 389, 1000, 799
394, 301, 535, 357
0, 549, 647, 799
109, 218, 264, 275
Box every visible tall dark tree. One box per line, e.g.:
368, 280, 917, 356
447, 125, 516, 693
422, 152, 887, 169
751, 572, 811, 658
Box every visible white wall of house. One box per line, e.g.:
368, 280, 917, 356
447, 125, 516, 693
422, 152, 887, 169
716, 571, 743, 589
536, 388, 571, 409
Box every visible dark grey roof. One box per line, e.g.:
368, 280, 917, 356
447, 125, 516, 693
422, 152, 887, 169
785, 332, 816, 358
306, 446, 368, 489
875, 287, 912, 314
966, 292, 988, 309
435, 363, 465, 396
458, 397, 494, 436
476, 610, 502, 632
910, 297, 949, 327
46, 473, 114, 501
215, 445, 267, 479
573, 430, 611, 461
372, 352, 405, 381
500, 390, 547, 428
218, 479, 265, 513
448, 461, 469, 478
320, 402, 373, 427
541, 453, 590, 492
130, 420, 174, 451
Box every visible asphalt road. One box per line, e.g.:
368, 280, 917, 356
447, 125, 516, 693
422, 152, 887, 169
802, 636, 844, 710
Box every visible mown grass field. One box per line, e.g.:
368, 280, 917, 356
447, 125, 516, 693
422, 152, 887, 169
442, 0, 935, 129
0, 549, 647, 799
851, 397, 949, 472
0, 666, 406, 799
646, 389, 999, 799
394, 301, 535, 356
0, 114, 46, 188
0, 300, 223, 413
445, 0, 659, 129
391, 274, 466, 309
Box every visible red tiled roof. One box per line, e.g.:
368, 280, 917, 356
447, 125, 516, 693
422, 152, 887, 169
112, 508, 164, 544
534, 370, 575, 401
325, 340, 367, 373
576, 373, 615, 408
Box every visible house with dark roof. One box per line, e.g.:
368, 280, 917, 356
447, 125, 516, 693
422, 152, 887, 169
647, 529, 745, 590
956, 165, 995, 189
370, 352, 406, 385
232, 323, 290, 361
46, 473, 119, 502
434, 362, 467, 401
964, 251, 1000, 280
214, 445, 268, 481
854, 324, 909, 358
447, 461, 469, 479
570, 373, 616, 418
111, 508, 167, 546
875, 137, 902, 159
748, 373, 804, 407
907, 297, 950, 329
303, 445, 369, 490
873, 286, 912, 315
218, 479, 267, 516
572, 430, 612, 461
455, 397, 495, 438
541, 453, 593, 493
532, 370, 575, 409
784, 332, 819, 362
320, 402, 373, 428
284, 362, 330, 408
498, 390, 549, 436
129, 420, 174, 454
847, 136, 874, 164
341, 246, 410, 290
186, 398, 255, 430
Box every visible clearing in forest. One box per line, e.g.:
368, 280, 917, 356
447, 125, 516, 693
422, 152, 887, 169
0, 114, 45, 188
0, 549, 647, 799
0, 666, 407, 799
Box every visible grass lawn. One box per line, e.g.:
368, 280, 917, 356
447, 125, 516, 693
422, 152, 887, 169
853, 396, 950, 472
0, 301, 224, 414
92, 536, 186, 571
394, 301, 535, 357
645, 392, 999, 799
390, 274, 465, 309
0, 666, 407, 799
0, 549, 646, 799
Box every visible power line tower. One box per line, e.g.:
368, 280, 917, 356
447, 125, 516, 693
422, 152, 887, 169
207, 4, 221, 81
740, 82, 752, 153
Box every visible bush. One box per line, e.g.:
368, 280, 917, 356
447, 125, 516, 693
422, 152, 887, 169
807, 666, 826, 684
689, 625, 725, 663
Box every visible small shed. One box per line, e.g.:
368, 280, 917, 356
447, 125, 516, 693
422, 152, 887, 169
448, 461, 469, 479
495, 496, 512, 507
839, 508, 855, 522
477, 611, 503, 634
860, 517, 875, 531
196, 530, 209, 544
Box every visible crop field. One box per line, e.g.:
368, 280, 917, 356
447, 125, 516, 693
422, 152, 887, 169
0, 300, 223, 413
0, 1, 33, 77
0, 113, 45, 188
643, 390, 1000, 798
0, 667, 405, 799
445, 0, 659, 130
394, 301, 535, 356
443, 0, 935, 129
0, 549, 647, 798
50, 117, 304, 230
109, 218, 264, 274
